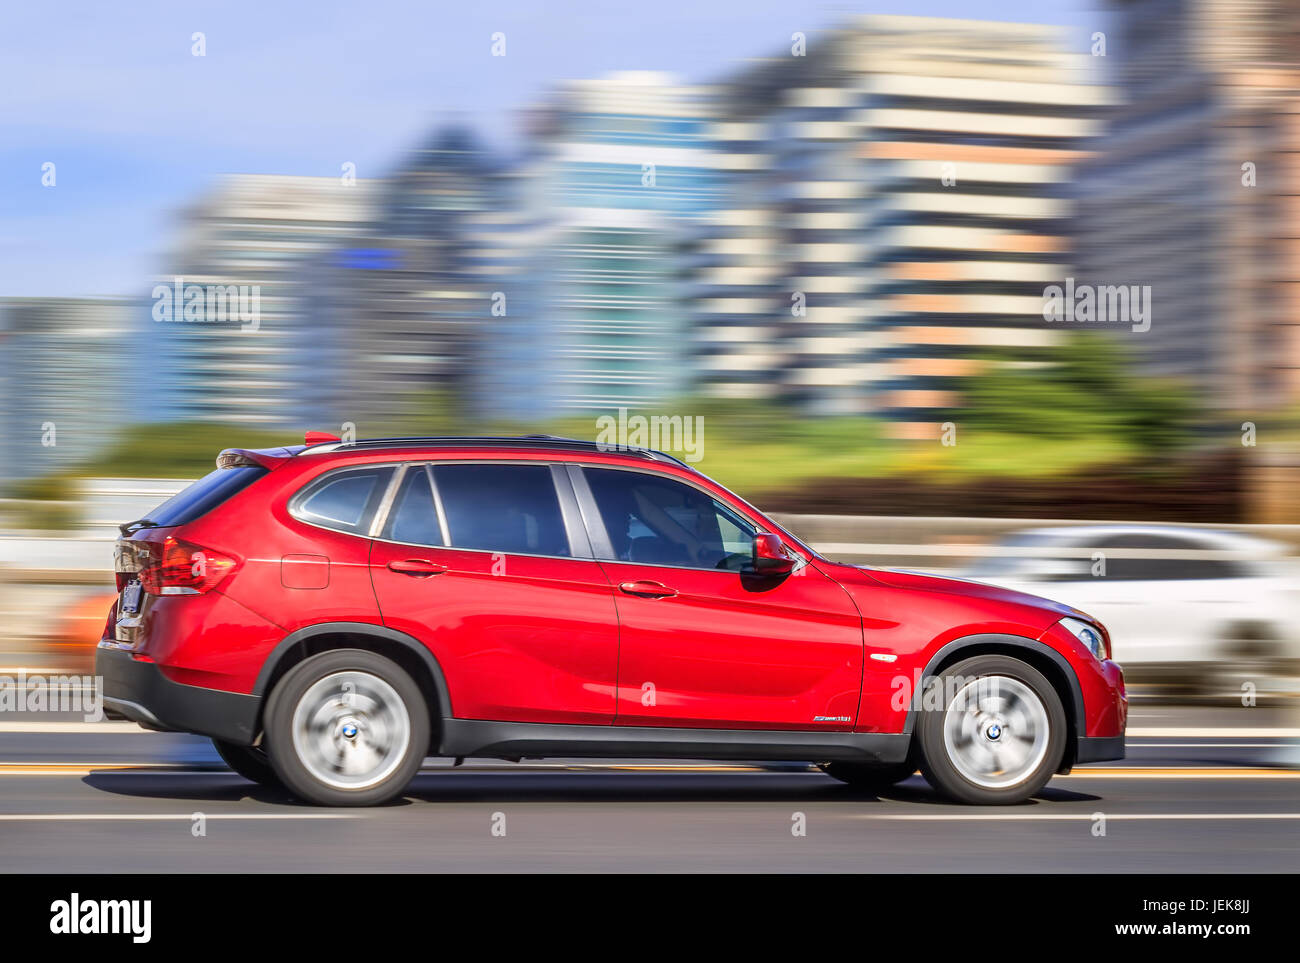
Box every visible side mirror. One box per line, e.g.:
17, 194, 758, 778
753, 532, 795, 576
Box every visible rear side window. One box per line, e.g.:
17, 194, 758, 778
431, 463, 570, 557
291, 466, 395, 535
146, 466, 268, 527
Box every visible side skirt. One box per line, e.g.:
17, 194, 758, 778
438, 719, 911, 764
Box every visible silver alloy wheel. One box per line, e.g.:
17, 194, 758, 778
941, 675, 1050, 790
290, 670, 411, 791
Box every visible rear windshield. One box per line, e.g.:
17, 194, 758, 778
145, 466, 269, 527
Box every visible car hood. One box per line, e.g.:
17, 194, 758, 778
864, 568, 1095, 624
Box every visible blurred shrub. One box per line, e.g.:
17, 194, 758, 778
4, 475, 76, 502
85, 422, 287, 478
1, 475, 80, 531
372, 389, 463, 437
964, 333, 1197, 452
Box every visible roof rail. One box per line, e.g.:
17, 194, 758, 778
299, 435, 694, 469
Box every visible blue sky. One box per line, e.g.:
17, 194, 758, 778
0, 0, 1098, 298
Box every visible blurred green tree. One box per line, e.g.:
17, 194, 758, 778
963, 333, 1196, 452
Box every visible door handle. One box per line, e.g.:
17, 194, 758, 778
387, 559, 448, 577
619, 579, 676, 599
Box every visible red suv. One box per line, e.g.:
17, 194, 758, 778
97, 435, 1126, 806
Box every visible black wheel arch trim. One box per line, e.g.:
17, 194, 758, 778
902, 633, 1087, 742
252, 621, 453, 719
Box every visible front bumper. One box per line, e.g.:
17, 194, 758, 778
96, 643, 260, 745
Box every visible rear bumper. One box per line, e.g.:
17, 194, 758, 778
96, 643, 260, 745
1076, 734, 1125, 764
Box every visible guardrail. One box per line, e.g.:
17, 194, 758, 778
772, 513, 1300, 569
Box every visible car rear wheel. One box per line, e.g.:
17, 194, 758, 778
917, 655, 1065, 805
265, 649, 429, 807
212, 738, 280, 788
818, 760, 916, 792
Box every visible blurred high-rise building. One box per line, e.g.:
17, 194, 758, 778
150, 175, 375, 428
848, 16, 1107, 437
138, 19, 1111, 436
705, 16, 1106, 432
0, 298, 137, 479
1077, 0, 1300, 413
304, 127, 525, 430
516, 71, 724, 416
695, 54, 834, 404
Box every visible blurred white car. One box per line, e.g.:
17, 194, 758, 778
964, 525, 1300, 696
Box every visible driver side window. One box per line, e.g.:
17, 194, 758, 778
583, 467, 756, 572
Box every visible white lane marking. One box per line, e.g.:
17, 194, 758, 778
0, 722, 146, 733
1127, 742, 1279, 748
1064, 769, 1298, 778
869, 813, 1300, 821
0, 813, 357, 821
1128, 728, 1299, 737
0, 764, 770, 775
0, 721, 1295, 738
2, 764, 1294, 780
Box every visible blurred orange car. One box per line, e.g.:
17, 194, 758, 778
52, 591, 116, 675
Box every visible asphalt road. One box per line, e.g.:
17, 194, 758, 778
0, 705, 1296, 873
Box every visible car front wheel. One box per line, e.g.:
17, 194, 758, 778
917, 655, 1066, 805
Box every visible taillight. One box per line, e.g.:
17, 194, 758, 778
138, 537, 237, 596
113, 542, 131, 590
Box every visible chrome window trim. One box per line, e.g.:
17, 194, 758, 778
367, 535, 595, 564
565, 463, 614, 559
426, 464, 452, 547
369, 459, 584, 560
551, 463, 594, 559
368, 464, 407, 538
289, 456, 805, 573
288, 464, 398, 538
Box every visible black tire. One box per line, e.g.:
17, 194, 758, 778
264, 649, 430, 807
212, 738, 281, 788
917, 655, 1066, 805
818, 760, 916, 791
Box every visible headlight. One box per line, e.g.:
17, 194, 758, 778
1059, 617, 1107, 660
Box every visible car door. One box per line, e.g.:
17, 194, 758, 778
571, 464, 864, 731
369, 461, 620, 725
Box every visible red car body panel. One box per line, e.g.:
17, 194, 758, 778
812, 562, 1106, 734
369, 541, 620, 725
600, 558, 864, 730
188, 460, 387, 634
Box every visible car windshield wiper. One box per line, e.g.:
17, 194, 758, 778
118, 518, 160, 536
